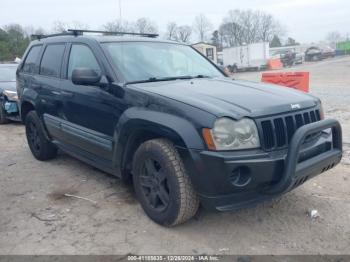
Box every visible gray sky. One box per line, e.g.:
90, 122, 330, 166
1, 0, 349, 43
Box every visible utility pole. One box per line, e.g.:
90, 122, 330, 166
119, 0, 122, 22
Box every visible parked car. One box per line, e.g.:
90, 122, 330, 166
0, 63, 20, 124
271, 50, 302, 67
321, 47, 336, 59
305, 47, 323, 62
18, 30, 343, 226
305, 47, 335, 62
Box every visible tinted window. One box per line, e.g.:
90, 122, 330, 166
68, 45, 101, 79
22, 45, 42, 74
40, 44, 65, 78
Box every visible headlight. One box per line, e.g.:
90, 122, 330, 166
203, 117, 260, 151
2, 90, 18, 101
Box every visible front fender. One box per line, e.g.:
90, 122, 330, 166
112, 107, 206, 171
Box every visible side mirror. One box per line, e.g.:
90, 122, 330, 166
72, 68, 102, 86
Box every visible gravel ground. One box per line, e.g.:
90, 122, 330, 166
0, 56, 349, 255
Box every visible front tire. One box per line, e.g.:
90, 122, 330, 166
25, 111, 57, 161
133, 139, 199, 226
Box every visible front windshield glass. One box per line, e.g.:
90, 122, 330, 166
0, 66, 17, 82
102, 42, 223, 83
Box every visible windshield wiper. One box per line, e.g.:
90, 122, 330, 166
125, 75, 212, 85
192, 74, 211, 79
125, 76, 193, 85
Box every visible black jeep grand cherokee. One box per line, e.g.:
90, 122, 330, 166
17, 30, 342, 226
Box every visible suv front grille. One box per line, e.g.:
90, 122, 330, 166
257, 108, 321, 151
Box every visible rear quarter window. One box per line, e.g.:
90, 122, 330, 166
40, 44, 66, 78
22, 45, 42, 74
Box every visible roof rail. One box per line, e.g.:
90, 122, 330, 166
31, 31, 75, 40
30, 29, 159, 41
67, 29, 159, 38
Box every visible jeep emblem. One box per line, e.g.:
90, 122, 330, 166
291, 104, 301, 110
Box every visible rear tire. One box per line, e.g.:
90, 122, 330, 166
132, 138, 199, 226
25, 111, 57, 161
0, 103, 9, 124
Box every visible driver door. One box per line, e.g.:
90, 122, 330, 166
58, 43, 125, 159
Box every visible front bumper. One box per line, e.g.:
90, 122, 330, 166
178, 119, 342, 211
0, 96, 20, 122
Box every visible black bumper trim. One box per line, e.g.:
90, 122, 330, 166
262, 119, 342, 195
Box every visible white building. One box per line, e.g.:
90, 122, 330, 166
192, 42, 218, 64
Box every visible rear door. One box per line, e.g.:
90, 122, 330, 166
36, 43, 67, 139
17, 44, 43, 112
37, 44, 66, 118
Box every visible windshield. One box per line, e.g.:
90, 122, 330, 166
102, 42, 223, 83
0, 66, 17, 82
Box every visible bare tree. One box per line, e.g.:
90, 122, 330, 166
258, 13, 283, 42
103, 20, 134, 33
51, 20, 89, 33
134, 18, 158, 34
166, 22, 178, 41
193, 14, 213, 42
70, 21, 89, 30
24, 26, 46, 37
219, 9, 285, 47
326, 31, 343, 44
52, 20, 68, 33
177, 25, 192, 43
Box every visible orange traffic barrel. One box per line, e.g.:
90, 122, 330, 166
262, 72, 310, 93
267, 58, 283, 70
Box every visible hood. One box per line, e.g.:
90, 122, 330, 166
130, 78, 318, 119
0, 81, 16, 92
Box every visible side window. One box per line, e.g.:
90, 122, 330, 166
68, 45, 101, 79
40, 44, 66, 78
22, 45, 42, 74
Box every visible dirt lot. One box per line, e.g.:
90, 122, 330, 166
0, 57, 349, 255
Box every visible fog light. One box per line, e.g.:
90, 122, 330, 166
230, 166, 251, 187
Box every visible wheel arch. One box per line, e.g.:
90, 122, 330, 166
20, 100, 36, 122
112, 108, 205, 181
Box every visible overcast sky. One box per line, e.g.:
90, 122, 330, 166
1, 0, 349, 43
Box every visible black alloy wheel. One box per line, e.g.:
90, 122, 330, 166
139, 157, 170, 212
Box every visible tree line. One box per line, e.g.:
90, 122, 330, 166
0, 24, 31, 61
1, 9, 321, 61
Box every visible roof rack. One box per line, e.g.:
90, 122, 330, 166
67, 29, 159, 38
31, 32, 74, 40
30, 29, 159, 41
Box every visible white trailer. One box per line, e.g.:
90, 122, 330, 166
223, 42, 270, 72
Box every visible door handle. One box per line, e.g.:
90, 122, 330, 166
60, 91, 74, 98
